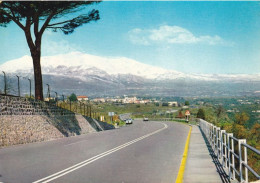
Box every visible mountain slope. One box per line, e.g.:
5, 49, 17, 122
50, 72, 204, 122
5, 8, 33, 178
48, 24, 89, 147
1, 51, 260, 82
0, 52, 259, 97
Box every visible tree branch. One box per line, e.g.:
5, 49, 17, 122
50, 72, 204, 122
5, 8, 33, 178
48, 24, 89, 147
24, 17, 35, 51
47, 19, 73, 27
39, 11, 56, 36
2, 11, 25, 30
46, 26, 64, 29
33, 14, 39, 38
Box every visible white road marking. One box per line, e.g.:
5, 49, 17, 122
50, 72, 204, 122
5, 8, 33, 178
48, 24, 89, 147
33, 123, 168, 183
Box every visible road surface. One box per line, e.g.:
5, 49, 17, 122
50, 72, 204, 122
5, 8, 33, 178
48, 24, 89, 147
0, 120, 190, 183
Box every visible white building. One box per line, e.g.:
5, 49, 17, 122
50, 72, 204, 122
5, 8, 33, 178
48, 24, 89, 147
123, 97, 137, 104
168, 101, 178, 107
92, 98, 106, 103
77, 96, 88, 101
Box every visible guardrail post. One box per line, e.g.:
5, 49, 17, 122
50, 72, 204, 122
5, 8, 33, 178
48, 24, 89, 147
212, 126, 216, 152
227, 133, 234, 181
206, 122, 210, 139
216, 127, 221, 158
224, 132, 228, 168
220, 130, 223, 161
242, 140, 248, 183
210, 124, 213, 147
238, 139, 246, 182
231, 135, 236, 181
208, 123, 212, 140
221, 130, 226, 167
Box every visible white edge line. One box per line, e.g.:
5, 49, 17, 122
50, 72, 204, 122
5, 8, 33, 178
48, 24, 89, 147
33, 123, 167, 183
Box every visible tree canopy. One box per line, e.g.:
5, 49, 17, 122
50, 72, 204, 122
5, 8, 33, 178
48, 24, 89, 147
184, 101, 190, 106
216, 105, 225, 118
69, 93, 77, 102
235, 112, 249, 125
0, 2, 100, 34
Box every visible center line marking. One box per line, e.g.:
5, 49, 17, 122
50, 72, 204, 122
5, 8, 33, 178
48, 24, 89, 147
33, 123, 167, 183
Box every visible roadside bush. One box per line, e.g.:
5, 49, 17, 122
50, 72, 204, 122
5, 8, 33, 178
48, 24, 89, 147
162, 102, 168, 107
197, 108, 205, 120
155, 103, 160, 107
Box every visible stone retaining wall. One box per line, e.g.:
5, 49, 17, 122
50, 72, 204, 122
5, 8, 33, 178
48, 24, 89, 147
97, 120, 115, 130
0, 114, 100, 147
0, 95, 114, 148
0, 95, 74, 116
0, 115, 64, 146
84, 116, 115, 131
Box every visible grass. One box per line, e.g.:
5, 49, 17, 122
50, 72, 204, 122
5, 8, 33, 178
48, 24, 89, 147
57, 101, 195, 125
91, 103, 180, 122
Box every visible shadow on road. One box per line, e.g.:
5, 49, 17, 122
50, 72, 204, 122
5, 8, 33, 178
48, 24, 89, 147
199, 127, 230, 183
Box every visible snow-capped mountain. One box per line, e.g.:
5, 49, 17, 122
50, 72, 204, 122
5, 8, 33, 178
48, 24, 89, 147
1, 51, 259, 82
0, 52, 259, 97
0, 51, 180, 80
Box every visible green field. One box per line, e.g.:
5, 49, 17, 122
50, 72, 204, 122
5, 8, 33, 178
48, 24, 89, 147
92, 103, 180, 119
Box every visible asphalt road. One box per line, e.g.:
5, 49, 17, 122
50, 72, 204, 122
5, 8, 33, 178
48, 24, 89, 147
0, 120, 190, 183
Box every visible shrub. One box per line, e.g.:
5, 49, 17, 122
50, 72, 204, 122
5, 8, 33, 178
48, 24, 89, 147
197, 108, 205, 120
162, 102, 168, 107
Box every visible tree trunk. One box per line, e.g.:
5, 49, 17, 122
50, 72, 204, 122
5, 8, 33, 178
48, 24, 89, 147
31, 50, 44, 101
23, 17, 45, 101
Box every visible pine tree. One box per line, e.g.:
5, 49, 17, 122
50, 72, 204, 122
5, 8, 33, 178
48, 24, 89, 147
0, 2, 100, 100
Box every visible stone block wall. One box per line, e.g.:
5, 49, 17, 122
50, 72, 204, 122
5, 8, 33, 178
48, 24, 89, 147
83, 116, 103, 131
0, 95, 114, 148
0, 95, 95, 147
0, 115, 64, 146
0, 95, 74, 116
84, 116, 115, 131
96, 120, 115, 130
75, 114, 97, 134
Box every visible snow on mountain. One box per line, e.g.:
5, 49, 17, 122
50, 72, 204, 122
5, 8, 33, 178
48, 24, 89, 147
0, 51, 259, 82
0, 52, 178, 79
0, 55, 34, 73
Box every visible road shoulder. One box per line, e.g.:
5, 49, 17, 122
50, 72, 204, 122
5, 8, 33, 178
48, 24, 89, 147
183, 125, 229, 183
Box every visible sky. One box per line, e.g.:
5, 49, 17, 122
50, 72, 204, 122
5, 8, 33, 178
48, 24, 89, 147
0, 1, 260, 74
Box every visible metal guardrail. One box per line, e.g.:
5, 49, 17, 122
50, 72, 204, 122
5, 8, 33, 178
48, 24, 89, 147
200, 119, 260, 183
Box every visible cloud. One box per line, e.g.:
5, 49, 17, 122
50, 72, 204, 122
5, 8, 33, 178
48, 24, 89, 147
128, 25, 233, 46
42, 30, 83, 56
42, 40, 78, 56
